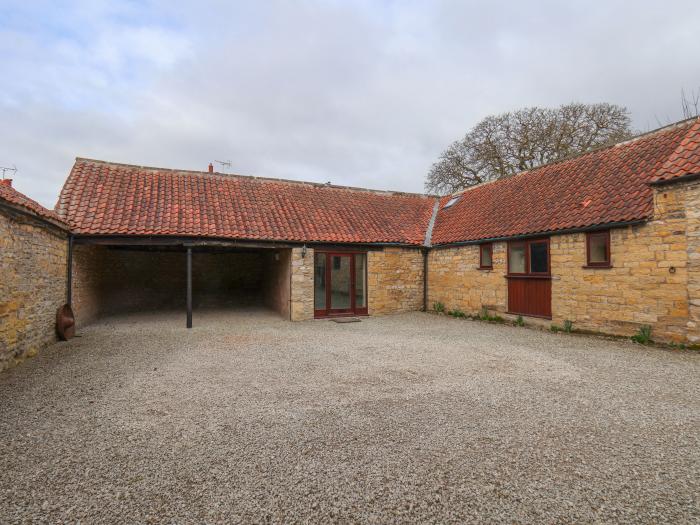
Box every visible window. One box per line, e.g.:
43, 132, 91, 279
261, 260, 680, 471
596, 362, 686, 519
508, 239, 550, 275
508, 242, 526, 274
443, 196, 460, 209
586, 230, 611, 267
354, 253, 366, 307
529, 241, 549, 274
314, 253, 326, 310
479, 243, 493, 269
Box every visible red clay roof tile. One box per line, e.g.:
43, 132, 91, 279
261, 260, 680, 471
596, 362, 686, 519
54, 117, 700, 246
0, 181, 67, 228
430, 117, 700, 245
652, 119, 700, 183
56, 159, 437, 245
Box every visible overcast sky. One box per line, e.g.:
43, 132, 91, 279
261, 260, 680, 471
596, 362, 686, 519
1, 0, 699, 207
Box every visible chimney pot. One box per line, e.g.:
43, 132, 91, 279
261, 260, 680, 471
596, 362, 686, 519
208, 163, 214, 173
0, 179, 12, 187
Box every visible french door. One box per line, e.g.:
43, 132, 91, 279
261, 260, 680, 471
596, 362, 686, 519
507, 238, 552, 319
314, 252, 368, 317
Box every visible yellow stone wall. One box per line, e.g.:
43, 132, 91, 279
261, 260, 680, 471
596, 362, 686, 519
427, 180, 700, 343
368, 247, 424, 315
673, 179, 700, 342
0, 208, 67, 371
71, 244, 105, 328
427, 243, 507, 316
290, 246, 314, 321
550, 224, 687, 341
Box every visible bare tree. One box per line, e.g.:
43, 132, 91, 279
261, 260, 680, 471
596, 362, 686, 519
681, 88, 700, 119
426, 102, 632, 195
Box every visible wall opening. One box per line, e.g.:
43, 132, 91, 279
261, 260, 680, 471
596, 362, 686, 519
72, 244, 292, 325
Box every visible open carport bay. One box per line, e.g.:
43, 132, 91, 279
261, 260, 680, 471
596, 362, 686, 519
72, 243, 292, 324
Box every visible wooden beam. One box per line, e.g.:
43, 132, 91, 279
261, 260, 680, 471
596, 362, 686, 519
73, 235, 298, 250
71, 235, 415, 251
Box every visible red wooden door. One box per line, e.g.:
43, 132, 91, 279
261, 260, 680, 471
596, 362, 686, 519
507, 238, 552, 319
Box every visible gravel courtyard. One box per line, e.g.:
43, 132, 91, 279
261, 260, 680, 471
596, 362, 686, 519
0, 310, 698, 523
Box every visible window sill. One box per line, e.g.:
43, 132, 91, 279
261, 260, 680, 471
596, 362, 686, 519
582, 264, 613, 269
478, 266, 493, 271
505, 274, 552, 279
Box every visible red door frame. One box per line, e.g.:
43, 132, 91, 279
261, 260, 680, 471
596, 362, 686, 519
314, 251, 368, 318
506, 237, 552, 319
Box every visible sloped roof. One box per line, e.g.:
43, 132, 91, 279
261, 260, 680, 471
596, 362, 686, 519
652, 118, 700, 183
0, 180, 68, 228
54, 117, 700, 247
430, 117, 700, 245
55, 159, 436, 245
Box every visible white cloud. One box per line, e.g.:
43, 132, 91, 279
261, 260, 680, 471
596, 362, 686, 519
0, 0, 699, 206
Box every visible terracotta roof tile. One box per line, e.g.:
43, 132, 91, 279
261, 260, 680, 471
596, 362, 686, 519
652, 118, 700, 183
0, 181, 67, 228
430, 117, 700, 245
54, 117, 700, 247
56, 160, 436, 245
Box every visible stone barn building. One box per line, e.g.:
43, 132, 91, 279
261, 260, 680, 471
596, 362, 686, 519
2, 117, 700, 369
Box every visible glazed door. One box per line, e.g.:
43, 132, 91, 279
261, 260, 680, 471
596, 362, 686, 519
329, 254, 353, 314
314, 252, 368, 317
507, 238, 552, 319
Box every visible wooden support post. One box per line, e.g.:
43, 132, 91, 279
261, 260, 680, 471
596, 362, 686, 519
186, 247, 192, 328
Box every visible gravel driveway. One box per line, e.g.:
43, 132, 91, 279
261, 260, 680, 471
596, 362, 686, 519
1, 310, 698, 523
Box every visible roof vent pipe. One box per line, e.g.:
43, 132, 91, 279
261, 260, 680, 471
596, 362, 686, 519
208, 163, 214, 173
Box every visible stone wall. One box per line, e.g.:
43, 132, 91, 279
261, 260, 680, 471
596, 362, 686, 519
72, 244, 107, 327
290, 247, 314, 320
551, 181, 700, 342
262, 249, 291, 319
427, 180, 700, 343
367, 247, 424, 315
550, 228, 686, 342
0, 208, 68, 371
427, 243, 507, 315
684, 180, 700, 342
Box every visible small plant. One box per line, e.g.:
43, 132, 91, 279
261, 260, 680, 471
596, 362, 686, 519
448, 308, 466, 318
515, 315, 525, 327
550, 324, 560, 333
631, 325, 653, 345
433, 302, 445, 313
563, 320, 573, 333
471, 306, 505, 323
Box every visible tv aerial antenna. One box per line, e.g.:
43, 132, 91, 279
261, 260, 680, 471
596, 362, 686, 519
0, 164, 17, 180
215, 159, 232, 173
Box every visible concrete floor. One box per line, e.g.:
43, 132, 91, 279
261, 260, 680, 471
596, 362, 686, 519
0, 309, 698, 523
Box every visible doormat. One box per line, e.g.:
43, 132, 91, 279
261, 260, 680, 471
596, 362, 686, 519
331, 317, 361, 323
